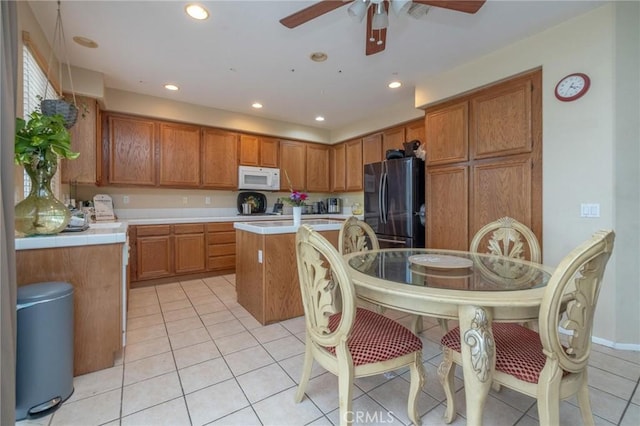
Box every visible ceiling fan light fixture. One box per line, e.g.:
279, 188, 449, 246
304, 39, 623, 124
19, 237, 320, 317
347, 0, 369, 23
372, 2, 388, 30
408, 3, 430, 18
391, 0, 412, 16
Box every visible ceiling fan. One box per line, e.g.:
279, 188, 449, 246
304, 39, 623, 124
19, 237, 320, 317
280, 0, 486, 56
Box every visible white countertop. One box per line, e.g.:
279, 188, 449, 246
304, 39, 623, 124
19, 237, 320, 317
15, 222, 128, 250
125, 213, 354, 225
234, 218, 345, 235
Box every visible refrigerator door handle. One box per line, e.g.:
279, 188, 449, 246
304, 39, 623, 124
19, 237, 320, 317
377, 167, 384, 223
381, 171, 388, 224
377, 238, 407, 245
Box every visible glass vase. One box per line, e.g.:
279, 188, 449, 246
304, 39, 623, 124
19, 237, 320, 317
292, 206, 302, 226
15, 160, 70, 236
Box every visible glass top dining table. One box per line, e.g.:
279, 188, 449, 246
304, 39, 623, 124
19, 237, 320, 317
344, 248, 554, 426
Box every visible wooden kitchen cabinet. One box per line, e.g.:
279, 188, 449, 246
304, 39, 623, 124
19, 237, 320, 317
306, 143, 330, 192
202, 129, 239, 189
345, 138, 363, 191
134, 225, 173, 280
207, 222, 236, 272
239, 135, 279, 167
174, 223, 206, 274
330, 142, 346, 192
362, 133, 382, 166
279, 140, 306, 190
105, 113, 157, 186
61, 95, 99, 184
426, 165, 469, 250
426, 101, 469, 166
382, 126, 405, 154
405, 119, 425, 146
159, 122, 201, 187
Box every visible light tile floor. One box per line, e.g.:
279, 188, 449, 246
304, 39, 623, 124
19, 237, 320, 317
17, 274, 640, 425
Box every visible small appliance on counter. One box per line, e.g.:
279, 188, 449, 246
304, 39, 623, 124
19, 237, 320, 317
237, 192, 267, 215
326, 198, 342, 214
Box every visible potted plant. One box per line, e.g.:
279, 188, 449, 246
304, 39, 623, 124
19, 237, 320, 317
14, 110, 80, 236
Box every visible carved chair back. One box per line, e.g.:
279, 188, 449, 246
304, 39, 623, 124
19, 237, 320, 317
470, 216, 541, 263
338, 216, 379, 255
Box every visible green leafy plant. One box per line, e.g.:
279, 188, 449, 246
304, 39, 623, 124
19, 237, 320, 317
15, 110, 80, 168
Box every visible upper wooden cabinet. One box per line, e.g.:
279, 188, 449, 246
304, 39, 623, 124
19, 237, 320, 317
382, 126, 405, 154
239, 135, 279, 167
280, 140, 306, 190
105, 113, 156, 186
426, 101, 469, 166
158, 123, 201, 187
345, 139, 363, 191
306, 143, 330, 192
405, 119, 425, 147
61, 95, 99, 184
470, 78, 533, 159
330, 143, 346, 192
202, 129, 238, 189
362, 133, 382, 166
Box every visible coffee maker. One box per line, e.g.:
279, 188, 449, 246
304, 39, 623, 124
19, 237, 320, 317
326, 198, 342, 214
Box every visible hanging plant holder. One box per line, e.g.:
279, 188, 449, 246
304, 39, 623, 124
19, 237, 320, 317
40, 98, 78, 129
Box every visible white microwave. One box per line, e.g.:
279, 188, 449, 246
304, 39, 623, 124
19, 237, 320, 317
238, 166, 280, 191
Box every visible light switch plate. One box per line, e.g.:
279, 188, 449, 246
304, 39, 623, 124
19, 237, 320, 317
580, 203, 600, 218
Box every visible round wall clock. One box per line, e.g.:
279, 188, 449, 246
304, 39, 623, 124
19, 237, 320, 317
555, 73, 591, 101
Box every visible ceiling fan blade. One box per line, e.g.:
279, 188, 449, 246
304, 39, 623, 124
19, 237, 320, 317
413, 0, 486, 14
280, 0, 353, 28
365, 3, 386, 56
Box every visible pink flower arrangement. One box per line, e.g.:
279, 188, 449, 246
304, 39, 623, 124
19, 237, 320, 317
286, 190, 308, 207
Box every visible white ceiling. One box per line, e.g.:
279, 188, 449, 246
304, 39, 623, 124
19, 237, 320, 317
27, 0, 604, 131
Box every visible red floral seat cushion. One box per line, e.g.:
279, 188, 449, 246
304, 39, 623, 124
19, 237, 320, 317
326, 308, 422, 366
441, 323, 568, 384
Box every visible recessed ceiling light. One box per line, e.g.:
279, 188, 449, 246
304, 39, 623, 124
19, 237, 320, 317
73, 36, 98, 49
310, 52, 328, 62
252, 102, 263, 109
185, 4, 209, 20
164, 84, 179, 91
388, 81, 402, 89
315, 116, 325, 122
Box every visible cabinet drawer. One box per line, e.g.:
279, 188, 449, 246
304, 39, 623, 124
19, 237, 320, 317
208, 255, 235, 271
208, 231, 236, 244
174, 223, 205, 234
136, 225, 171, 237
208, 243, 235, 257
207, 222, 235, 232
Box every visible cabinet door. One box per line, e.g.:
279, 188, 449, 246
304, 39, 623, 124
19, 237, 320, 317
330, 143, 346, 192
405, 119, 425, 145
426, 165, 469, 250
239, 134, 259, 166
159, 123, 201, 187
260, 137, 279, 167
470, 156, 533, 238
202, 129, 238, 188
107, 114, 156, 186
136, 235, 173, 280
362, 133, 382, 166
345, 139, 363, 191
174, 224, 206, 274
470, 77, 533, 159
382, 126, 405, 154
306, 144, 330, 192
426, 101, 469, 165
280, 140, 306, 190
61, 95, 97, 184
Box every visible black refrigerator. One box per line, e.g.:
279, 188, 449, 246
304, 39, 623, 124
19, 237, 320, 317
364, 157, 425, 248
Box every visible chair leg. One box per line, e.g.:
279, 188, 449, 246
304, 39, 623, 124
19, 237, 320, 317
407, 352, 426, 426
576, 375, 595, 426
411, 315, 424, 335
536, 362, 563, 426
295, 342, 313, 403
438, 347, 457, 424
337, 355, 355, 426
438, 318, 449, 333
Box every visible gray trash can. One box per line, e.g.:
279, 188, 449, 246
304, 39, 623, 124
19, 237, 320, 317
16, 282, 74, 420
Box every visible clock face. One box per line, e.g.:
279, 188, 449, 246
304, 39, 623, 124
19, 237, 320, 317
555, 73, 590, 101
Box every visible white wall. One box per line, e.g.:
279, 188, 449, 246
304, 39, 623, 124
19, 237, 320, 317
414, 3, 639, 347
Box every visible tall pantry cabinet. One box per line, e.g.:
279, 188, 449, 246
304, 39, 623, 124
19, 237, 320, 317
425, 69, 542, 250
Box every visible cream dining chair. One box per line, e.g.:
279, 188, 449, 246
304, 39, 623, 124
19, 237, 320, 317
338, 216, 379, 255
470, 216, 541, 263
295, 225, 425, 426
438, 230, 615, 425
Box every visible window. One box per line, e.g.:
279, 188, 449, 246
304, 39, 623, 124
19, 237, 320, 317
22, 44, 58, 198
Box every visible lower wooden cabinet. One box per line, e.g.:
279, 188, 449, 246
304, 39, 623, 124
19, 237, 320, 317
175, 224, 206, 274
207, 222, 236, 271
134, 225, 173, 281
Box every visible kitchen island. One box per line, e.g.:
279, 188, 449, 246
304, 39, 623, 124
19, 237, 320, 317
15, 223, 128, 375
234, 219, 344, 325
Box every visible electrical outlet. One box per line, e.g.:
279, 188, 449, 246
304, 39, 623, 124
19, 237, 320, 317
182, 196, 188, 205
205, 196, 211, 205
580, 203, 600, 218
123, 195, 130, 204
